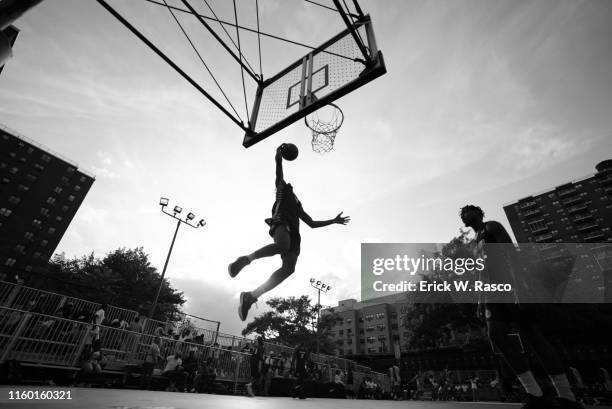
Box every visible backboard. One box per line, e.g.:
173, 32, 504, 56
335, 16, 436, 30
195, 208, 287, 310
96, 0, 386, 149
243, 16, 386, 148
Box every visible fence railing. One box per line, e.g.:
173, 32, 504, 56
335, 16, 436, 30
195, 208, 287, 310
0, 280, 390, 391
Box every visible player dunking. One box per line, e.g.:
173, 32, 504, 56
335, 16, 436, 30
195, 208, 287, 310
229, 143, 350, 321
460, 205, 581, 409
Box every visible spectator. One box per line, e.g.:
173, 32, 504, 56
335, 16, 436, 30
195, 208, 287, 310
470, 376, 479, 402
182, 350, 198, 392
345, 365, 355, 399
193, 357, 217, 393
246, 337, 265, 397
141, 337, 161, 390
162, 352, 187, 392
56, 302, 75, 320
128, 316, 143, 333
330, 369, 345, 397
91, 304, 107, 343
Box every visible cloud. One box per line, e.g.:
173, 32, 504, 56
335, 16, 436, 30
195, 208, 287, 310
90, 166, 118, 179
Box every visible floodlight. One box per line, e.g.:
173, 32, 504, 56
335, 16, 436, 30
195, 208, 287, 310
160, 197, 169, 206
174, 206, 182, 214
310, 278, 315, 283
187, 212, 195, 221
198, 219, 206, 227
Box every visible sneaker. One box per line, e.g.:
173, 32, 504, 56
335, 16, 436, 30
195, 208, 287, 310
522, 394, 553, 409
238, 292, 257, 321
553, 398, 585, 409
229, 256, 250, 278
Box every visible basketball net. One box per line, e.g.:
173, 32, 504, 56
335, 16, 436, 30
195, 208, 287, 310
305, 103, 344, 154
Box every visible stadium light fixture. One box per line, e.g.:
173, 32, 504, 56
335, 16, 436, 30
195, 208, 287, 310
151, 197, 206, 319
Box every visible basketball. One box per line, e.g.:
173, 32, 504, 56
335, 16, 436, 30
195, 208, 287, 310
280, 143, 299, 161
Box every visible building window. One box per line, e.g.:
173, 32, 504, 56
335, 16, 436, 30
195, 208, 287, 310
24, 232, 34, 240
8, 196, 21, 204
40, 208, 50, 217
4, 258, 17, 267
61, 205, 69, 212
53, 187, 63, 194
47, 227, 56, 235
32, 219, 42, 228
17, 185, 29, 192
79, 176, 86, 182
1, 177, 9, 184
67, 166, 75, 174
27, 147, 34, 154
33, 164, 44, 172
26, 174, 37, 182
528, 220, 547, 232
25, 265, 33, 272
68, 195, 75, 202
14, 244, 26, 254
40, 240, 48, 247
40, 154, 51, 163
55, 216, 63, 223
33, 252, 41, 259
0, 208, 12, 217
46, 197, 57, 205
61, 176, 69, 183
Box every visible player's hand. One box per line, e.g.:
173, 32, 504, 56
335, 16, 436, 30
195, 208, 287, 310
334, 212, 350, 225
276, 145, 284, 161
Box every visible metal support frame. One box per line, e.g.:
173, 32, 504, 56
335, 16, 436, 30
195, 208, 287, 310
331, 0, 369, 62
179, 0, 260, 84
96, 0, 248, 132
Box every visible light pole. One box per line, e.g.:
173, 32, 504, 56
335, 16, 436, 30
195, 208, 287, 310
149, 197, 206, 319
310, 278, 331, 354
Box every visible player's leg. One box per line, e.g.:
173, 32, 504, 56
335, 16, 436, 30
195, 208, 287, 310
228, 225, 291, 278
516, 306, 579, 407
486, 305, 547, 408
238, 252, 298, 321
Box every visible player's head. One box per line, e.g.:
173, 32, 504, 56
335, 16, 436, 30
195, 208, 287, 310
460, 204, 484, 227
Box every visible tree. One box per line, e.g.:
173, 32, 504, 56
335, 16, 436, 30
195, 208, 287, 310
400, 230, 484, 351
45, 247, 186, 322
242, 295, 336, 353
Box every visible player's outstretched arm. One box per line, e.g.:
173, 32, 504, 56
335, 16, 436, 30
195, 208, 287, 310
275, 145, 284, 187
299, 208, 350, 228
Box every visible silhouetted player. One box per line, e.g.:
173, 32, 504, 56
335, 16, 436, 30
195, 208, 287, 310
460, 205, 581, 409
229, 144, 350, 321
291, 342, 309, 399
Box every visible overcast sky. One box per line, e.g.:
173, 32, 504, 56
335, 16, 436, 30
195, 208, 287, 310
1, 0, 611, 335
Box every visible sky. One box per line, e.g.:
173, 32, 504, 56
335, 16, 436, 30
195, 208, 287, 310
1, 0, 611, 336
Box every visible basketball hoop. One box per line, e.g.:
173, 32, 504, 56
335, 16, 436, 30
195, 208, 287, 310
305, 103, 344, 154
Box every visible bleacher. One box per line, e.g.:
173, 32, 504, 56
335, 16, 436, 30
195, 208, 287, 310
0, 280, 390, 394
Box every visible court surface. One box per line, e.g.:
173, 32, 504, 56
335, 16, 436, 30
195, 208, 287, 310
0, 387, 608, 409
